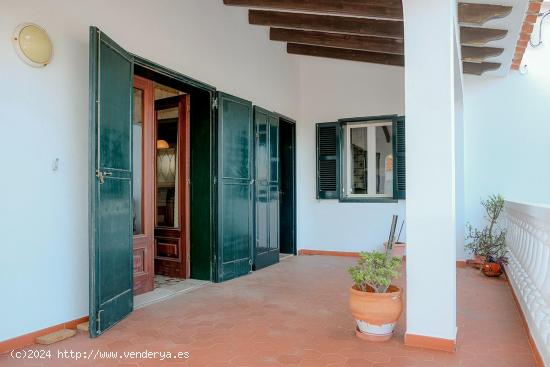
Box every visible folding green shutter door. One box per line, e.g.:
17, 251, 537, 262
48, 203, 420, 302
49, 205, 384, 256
216, 92, 254, 282
253, 107, 280, 270
89, 27, 134, 337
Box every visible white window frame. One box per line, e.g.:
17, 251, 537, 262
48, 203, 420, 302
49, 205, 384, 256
344, 121, 393, 199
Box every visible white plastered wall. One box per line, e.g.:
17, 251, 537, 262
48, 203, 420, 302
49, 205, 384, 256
463, 3, 550, 232
0, 0, 299, 342
295, 56, 406, 254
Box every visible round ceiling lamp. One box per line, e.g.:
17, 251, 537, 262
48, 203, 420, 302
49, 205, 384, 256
12, 23, 53, 67
157, 140, 170, 150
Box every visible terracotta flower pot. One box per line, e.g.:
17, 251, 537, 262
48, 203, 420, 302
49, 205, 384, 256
383, 242, 406, 259
349, 285, 403, 342
481, 262, 502, 277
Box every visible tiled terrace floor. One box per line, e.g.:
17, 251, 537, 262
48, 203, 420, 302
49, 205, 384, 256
1, 256, 536, 366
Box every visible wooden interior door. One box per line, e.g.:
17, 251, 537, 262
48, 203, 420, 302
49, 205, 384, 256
154, 95, 190, 278
132, 76, 155, 295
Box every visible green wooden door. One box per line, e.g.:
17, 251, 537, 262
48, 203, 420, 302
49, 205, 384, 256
216, 92, 254, 282
253, 107, 280, 270
89, 27, 134, 337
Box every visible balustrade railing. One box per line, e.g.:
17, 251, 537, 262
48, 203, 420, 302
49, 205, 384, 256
505, 200, 550, 365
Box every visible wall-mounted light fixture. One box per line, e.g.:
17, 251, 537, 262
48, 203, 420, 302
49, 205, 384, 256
157, 140, 170, 150
12, 23, 53, 67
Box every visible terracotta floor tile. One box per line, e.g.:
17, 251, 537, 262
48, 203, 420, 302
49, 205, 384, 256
0, 256, 537, 367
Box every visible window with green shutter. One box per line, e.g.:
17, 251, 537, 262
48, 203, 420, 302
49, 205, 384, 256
315, 116, 405, 202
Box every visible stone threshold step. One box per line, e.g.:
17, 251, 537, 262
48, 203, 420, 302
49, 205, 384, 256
76, 322, 89, 332
36, 329, 76, 345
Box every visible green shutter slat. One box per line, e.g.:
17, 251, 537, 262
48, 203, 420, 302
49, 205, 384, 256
316, 122, 339, 199
393, 116, 406, 200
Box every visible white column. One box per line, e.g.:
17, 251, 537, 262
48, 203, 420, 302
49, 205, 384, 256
403, 0, 462, 347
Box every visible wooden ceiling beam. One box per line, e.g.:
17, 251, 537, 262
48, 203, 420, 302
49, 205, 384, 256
272, 28, 502, 62
271, 28, 404, 54
227, 1, 512, 24
224, 0, 403, 19
460, 27, 508, 46
249, 10, 404, 39
251, 10, 508, 46
287, 43, 404, 67
461, 45, 503, 62
458, 3, 513, 25
287, 43, 500, 75
462, 61, 501, 75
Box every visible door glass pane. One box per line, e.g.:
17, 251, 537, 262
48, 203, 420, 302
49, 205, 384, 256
222, 99, 250, 179
257, 116, 268, 181
132, 88, 143, 235
350, 127, 368, 195
269, 118, 278, 183
156, 107, 179, 228
375, 125, 393, 196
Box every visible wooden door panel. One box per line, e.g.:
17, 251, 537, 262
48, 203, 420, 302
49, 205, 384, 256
269, 185, 280, 252
132, 76, 155, 295
97, 177, 133, 301
155, 233, 181, 259
256, 186, 269, 256
89, 27, 133, 337
132, 235, 152, 294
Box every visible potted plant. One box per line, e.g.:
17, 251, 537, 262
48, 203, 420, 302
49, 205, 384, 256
465, 194, 508, 277
348, 215, 403, 342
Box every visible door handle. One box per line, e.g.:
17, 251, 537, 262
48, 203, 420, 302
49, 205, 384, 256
96, 170, 112, 184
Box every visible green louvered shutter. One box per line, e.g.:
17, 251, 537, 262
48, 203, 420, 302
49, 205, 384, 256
316, 122, 339, 199
393, 116, 406, 200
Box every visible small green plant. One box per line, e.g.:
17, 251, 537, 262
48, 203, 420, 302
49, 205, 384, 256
348, 251, 402, 293
466, 194, 508, 264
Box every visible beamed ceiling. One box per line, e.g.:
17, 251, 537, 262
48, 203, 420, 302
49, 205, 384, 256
223, 0, 538, 76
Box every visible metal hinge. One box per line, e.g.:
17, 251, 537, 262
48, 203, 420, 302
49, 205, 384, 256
212, 97, 218, 109
213, 177, 217, 185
